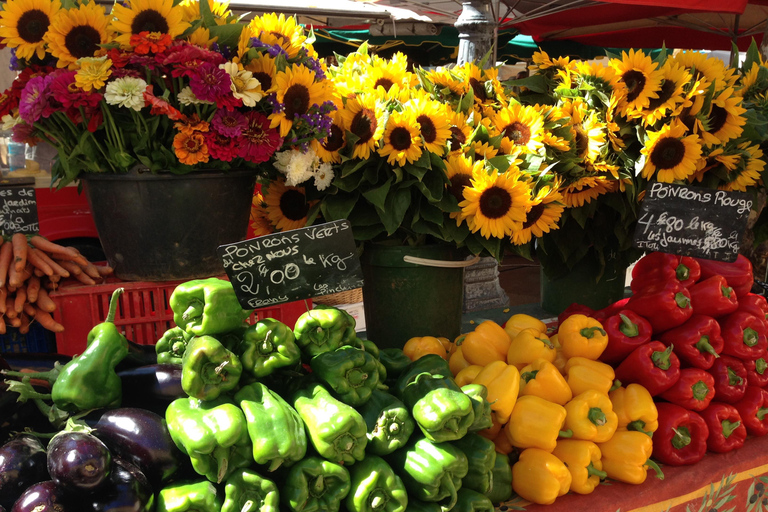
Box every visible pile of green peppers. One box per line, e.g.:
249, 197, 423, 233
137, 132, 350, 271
149, 278, 514, 512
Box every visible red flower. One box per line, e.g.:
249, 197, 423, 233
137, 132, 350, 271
157, 41, 225, 78
106, 48, 131, 69
206, 130, 241, 162
143, 85, 185, 121
130, 31, 173, 55
239, 111, 282, 163
0, 92, 18, 118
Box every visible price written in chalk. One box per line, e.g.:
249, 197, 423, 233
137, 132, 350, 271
0, 180, 39, 236
217, 220, 364, 309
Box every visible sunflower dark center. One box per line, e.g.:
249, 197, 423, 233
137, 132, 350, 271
575, 129, 588, 157
708, 105, 728, 134
351, 108, 377, 144
503, 121, 531, 145
252, 72, 272, 91
416, 114, 437, 144
269, 30, 289, 44
283, 84, 310, 119
523, 202, 546, 229
479, 186, 513, 219
131, 10, 169, 35
279, 189, 309, 221
622, 70, 647, 102
64, 25, 101, 59
469, 78, 487, 102
323, 124, 344, 152
17, 10, 49, 43
448, 173, 472, 202
390, 127, 412, 151
647, 79, 676, 110
650, 136, 685, 169
449, 126, 466, 150
374, 78, 394, 91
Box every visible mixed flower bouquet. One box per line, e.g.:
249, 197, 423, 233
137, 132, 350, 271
0, 0, 336, 191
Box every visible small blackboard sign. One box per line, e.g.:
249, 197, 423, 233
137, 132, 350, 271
218, 219, 365, 309
632, 182, 752, 262
0, 177, 38, 235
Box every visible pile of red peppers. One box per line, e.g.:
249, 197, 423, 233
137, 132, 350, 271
561, 252, 768, 466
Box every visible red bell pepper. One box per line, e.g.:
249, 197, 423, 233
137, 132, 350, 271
695, 254, 754, 298
745, 357, 768, 387
700, 402, 747, 453
688, 275, 739, 318
630, 252, 701, 294
652, 402, 709, 466
709, 355, 748, 404
614, 341, 681, 396
658, 368, 715, 412
592, 298, 630, 323
738, 294, 768, 324
733, 386, 768, 436
720, 310, 768, 361
658, 315, 723, 370
598, 310, 653, 366
625, 282, 693, 334
558, 303, 595, 326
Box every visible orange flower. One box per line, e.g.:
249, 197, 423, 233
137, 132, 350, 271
130, 31, 173, 54
173, 131, 209, 164
174, 113, 209, 135
144, 85, 184, 120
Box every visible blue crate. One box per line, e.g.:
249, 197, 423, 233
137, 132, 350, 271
0, 322, 56, 353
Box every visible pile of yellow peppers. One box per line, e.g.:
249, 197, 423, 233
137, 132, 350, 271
403, 314, 664, 506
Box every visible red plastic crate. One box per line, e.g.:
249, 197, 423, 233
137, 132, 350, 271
50, 279, 311, 357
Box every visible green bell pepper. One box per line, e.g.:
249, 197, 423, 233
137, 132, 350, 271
310, 346, 381, 406
359, 389, 415, 456
404, 500, 441, 512
222, 469, 280, 512
386, 435, 468, 512
166, 396, 253, 483
181, 335, 243, 401
234, 381, 307, 471
363, 339, 390, 390
378, 349, 412, 383
292, 383, 368, 465
401, 372, 474, 443
394, 354, 453, 398
294, 306, 356, 358
450, 433, 496, 494
362, 339, 380, 358
282, 456, 351, 512
238, 318, 301, 378
486, 451, 513, 506
156, 326, 193, 365
346, 455, 408, 512
461, 384, 493, 432
451, 489, 494, 512
170, 278, 253, 336
157, 480, 222, 512
216, 323, 250, 352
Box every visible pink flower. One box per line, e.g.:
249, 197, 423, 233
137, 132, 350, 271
206, 131, 241, 162
211, 109, 247, 137
50, 70, 102, 110
190, 62, 240, 110
12, 121, 38, 144
239, 111, 282, 163
158, 42, 225, 78
19, 75, 53, 123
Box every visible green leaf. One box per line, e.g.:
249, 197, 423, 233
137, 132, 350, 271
458, 89, 475, 114
416, 170, 445, 203
379, 187, 411, 235
745, 38, 762, 72
341, 157, 370, 178
503, 74, 549, 94
198, 0, 216, 27
404, 164, 429, 181
349, 224, 385, 240
731, 41, 743, 70
206, 23, 243, 51
321, 192, 358, 221
420, 201, 446, 225
362, 176, 392, 211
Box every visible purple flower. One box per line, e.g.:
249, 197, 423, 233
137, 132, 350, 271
249, 38, 288, 59
211, 109, 248, 137
19, 74, 52, 123
189, 62, 239, 109
211, 42, 232, 61
9, 48, 21, 71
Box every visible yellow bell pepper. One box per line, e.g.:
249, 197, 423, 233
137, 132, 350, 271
506, 328, 557, 368
551, 440, 606, 495
564, 357, 616, 396
519, 359, 572, 406
550, 334, 568, 374
437, 336, 455, 359
455, 364, 483, 387
609, 383, 659, 435
477, 416, 502, 441
564, 390, 618, 443
492, 424, 514, 455
598, 430, 663, 485
505, 395, 567, 452
460, 321, 511, 366
558, 314, 609, 360
473, 360, 520, 424
448, 346, 471, 377
512, 448, 571, 505
504, 313, 547, 339
403, 336, 447, 361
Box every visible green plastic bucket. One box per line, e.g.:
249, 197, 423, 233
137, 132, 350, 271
361, 243, 470, 349
540, 255, 628, 315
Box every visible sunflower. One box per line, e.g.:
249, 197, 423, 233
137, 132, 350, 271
263, 179, 313, 232
269, 64, 330, 137
529, 49, 572, 73
43, 1, 109, 69
110, 0, 188, 49
560, 176, 615, 208
314, 110, 345, 164
468, 141, 498, 160
459, 168, 532, 239
404, 96, 451, 155
444, 153, 484, 223
641, 120, 703, 183
447, 110, 471, 154
362, 52, 414, 93
0, 0, 61, 60
378, 110, 422, 167
633, 62, 690, 126
179, 0, 230, 25
186, 26, 216, 48
672, 50, 737, 91
699, 87, 747, 147
248, 12, 307, 60
424, 67, 469, 97
249, 193, 274, 237
573, 60, 620, 95
511, 186, 565, 245
611, 49, 663, 115
457, 62, 498, 105
721, 143, 766, 192
340, 93, 385, 160
491, 102, 545, 155
243, 55, 276, 95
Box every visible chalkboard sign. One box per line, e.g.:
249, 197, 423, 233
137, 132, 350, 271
0, 177, 38, 235
632, 182, 752, 262
218, 219, 365, 309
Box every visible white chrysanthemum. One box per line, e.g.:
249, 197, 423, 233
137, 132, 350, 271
220, 61, 262, 107
314, 161, 334, 190
177, 86, 213, 106
1, 114, 22, 131
274, 148, 316, 186
104, 77, 147, 111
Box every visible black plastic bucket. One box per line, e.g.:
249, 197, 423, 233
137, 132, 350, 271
82, 168, 258, 281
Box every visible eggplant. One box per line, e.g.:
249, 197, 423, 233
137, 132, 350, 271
93, 407, 182, 489
117, 364, 184, 412
47, 431, 112, 493
89, 458, 154, 512
116, 341, 162, 372
0, 435, 49, 510
10, 481, 75, 512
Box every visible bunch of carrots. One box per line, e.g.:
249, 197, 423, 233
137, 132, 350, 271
0, 234, 113, 334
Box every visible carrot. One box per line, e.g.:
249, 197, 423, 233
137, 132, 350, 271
30, 249, 69, 278
0, 287, 6, 314
0, 315, 6, 335
96, 265, 114, 276
0, 242, 13, 289
32, 306, 64, 333
56, 259, 82, 277
26, 247, 54, 276
11, 233, 28, 273
10, 316, 21, 328
14, 285, 25, 313
28, 236, 79, 260
73, 272, 96, 285
79, 262, 101, 280
33, 267, 44, 277
18, 312, 30, 334
4, 296, 15, 318
36, 287, 56, 313
26, 275, 40, 303
23, 302, 35, 317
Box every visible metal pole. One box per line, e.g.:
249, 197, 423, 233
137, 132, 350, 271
455, 0, 497, 67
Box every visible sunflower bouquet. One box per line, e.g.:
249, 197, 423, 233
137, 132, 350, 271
0, 0, 336, 190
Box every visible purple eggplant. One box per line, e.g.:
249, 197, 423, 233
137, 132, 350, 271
10, 481, 75, 512
117, 364, 184, 413
93, 407, 182, 489
47, 432, 111, 493
0, 435, 48, 510
89, 458, 154, 512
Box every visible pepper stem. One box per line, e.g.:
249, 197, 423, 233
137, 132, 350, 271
588, 407, 607, 426
695, 336, 719, 358
105, 288, 124, 324
744, 327, 759, 347
521, 370, 538, 383
627, 420, 652, 436
580, 326, 606, 339
675, 263, 690, 281
313, 475, 325, 495
182, 299, 204, 322
609, 379, 622, 392
671, 426, 692, 449
722, 419, 741, 438
241, 500, 254, 512
674, 292, 690, 309
756, 358, 768, 375
645, 459, 665, 480
721, 285, 734, 298
587, 462, 608, 480
727, 367, 744, 386
1, 361, 64, 386
558, 429, 574, 438
757, 407, 768, 421
691, 380, 710, 402
651, 345, 674, 371
618, 314, 639, 337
